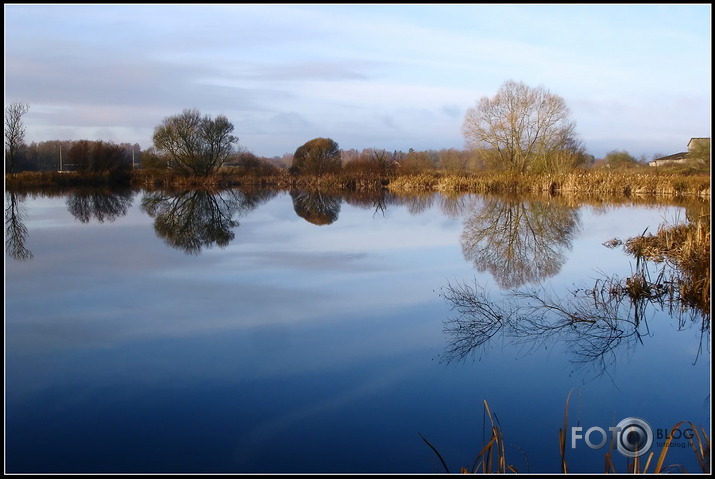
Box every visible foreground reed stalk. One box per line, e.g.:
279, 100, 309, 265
421, 393, 710, 474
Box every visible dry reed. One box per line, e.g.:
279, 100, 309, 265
421, 393, 710, 474
624, 213, 711, 317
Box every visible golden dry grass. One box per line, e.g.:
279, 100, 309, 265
386, 170, 710, 198
624, 214, 711, 317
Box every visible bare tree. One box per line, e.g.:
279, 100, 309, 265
5, 102, 30, 174
152, 108, 238, 176
462, 80, 582, 173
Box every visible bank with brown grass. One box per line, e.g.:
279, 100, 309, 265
5, 169, 711, 199
386, 170, 711, 198
624, 213, 711, 317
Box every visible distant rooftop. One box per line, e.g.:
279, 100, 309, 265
649, 137, 709, 166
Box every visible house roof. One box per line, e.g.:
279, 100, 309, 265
648, 137, 710, 165
651, 152, 688, 163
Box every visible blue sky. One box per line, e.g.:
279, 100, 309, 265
4, 4, 711, 160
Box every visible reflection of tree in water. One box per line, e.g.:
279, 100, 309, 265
393, 192, 436, 216
5, 190, 33, 261
438, 193, 475, 219
66, 187, 134, 223
142, 188, 276, 254
290, 190, 341, 225
439, 259, 710, 379
342, 189, 395, 218
312, 189, 476, 220
461, 196, 581, 289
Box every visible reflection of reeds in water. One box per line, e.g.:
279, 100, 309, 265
622, 214, 710, 320
439, 266, 711, 377
422, 393, 710, 474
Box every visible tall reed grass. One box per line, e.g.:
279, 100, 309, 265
624, 213, 711, 318
422, 393, 710, 474
387, 171, 711, 198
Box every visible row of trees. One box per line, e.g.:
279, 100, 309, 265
6, 80, 708, 177
9, 135, 675, 176
4, 139, 141, 173
146, 81, 590, 176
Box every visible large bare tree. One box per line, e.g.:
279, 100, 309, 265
152, 108, 238, 176
5, 102, 30, 174
462, 80, 583, 173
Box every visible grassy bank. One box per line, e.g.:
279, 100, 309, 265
623, 212, 711, 317
4, 170, 133, 190
386, 170, 711, 198
126, 169, 389, 191
5, 169, 710, 199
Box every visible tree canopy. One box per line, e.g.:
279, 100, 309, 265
291, 137, 342, 175
687, 138, 710, 164
152, 108, 238, 176
603, 149, 640, 169
462, 80, 584, 173
66, 140, 130, 172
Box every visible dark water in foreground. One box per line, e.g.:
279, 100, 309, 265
5, 188, 710, 473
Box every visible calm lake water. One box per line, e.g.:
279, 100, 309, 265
5, 188, 710, 474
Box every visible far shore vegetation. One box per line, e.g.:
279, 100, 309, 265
5, 166, 711, 202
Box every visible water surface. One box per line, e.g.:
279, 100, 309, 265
5, 188, 710, 473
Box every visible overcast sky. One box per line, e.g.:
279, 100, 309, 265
4, 4, 711, 159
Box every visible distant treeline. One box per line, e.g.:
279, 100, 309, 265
8, 139, 710, 177
9, 139, 141, 173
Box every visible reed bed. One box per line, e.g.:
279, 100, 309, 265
125, 170, 389, 192
386, 171, 710, 198
624, 213, 711, 317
